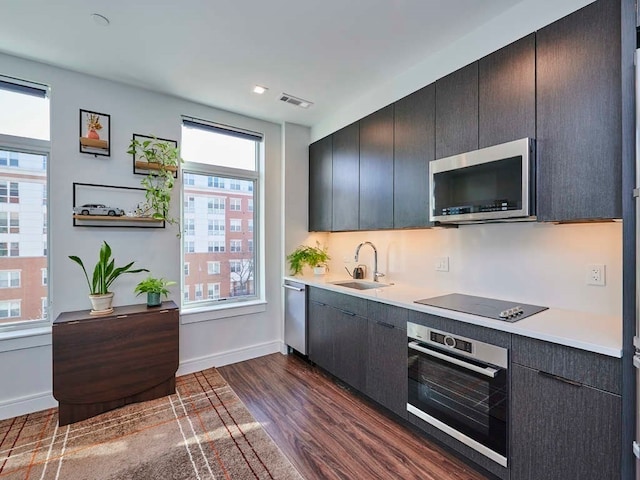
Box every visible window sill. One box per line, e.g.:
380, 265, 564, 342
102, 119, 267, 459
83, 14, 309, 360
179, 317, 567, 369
180, 299, 267, 324
0, 325, 52, 353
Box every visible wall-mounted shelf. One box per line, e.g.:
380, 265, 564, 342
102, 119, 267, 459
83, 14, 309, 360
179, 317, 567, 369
73, 182, 165, 228
132, 134, 179, 178
134, 161, 178, 174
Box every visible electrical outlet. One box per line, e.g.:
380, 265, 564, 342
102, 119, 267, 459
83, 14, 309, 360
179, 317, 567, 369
586, 264, 606, 286
435, 256, 449, 272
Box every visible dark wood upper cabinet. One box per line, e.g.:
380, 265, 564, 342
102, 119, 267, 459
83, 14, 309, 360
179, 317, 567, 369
393, 84, 435, 228
435, 62, 479, 159
536, 0, 622, 221
359, 105, 394, 230
308, 135, 333, 231
479, 33, 536, 149
332, 122, 360, 231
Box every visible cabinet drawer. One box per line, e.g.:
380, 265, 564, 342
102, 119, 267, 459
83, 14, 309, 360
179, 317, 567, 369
512, 335, 621, 394
308, 287, 367, 317
407, 310, 511, 349
367, 300, 407, 331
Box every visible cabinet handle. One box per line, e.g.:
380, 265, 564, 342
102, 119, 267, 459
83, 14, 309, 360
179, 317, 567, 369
283, 284, 305, 292
376, 321, 395, 329
340, 309, 356, 316
116, 315, 128, 319
538, 371, 583, 388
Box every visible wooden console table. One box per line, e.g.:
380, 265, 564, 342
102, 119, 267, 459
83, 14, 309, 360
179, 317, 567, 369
53, 301, 179, 426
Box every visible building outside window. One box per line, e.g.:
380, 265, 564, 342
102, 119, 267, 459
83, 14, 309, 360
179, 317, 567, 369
185, 218, 195, 236
230, 219, 241, 232
185, 196, 195, 213
207, 261, 220, 275
0, 78, 50, 328
184, 263, 190, 276
248, 199, 253, 212
181, 118, 260, 309
0, 270, 20, 288
184, 173, 195, 185
247, 219, 253, 233
195, 283, 203, 300
185, 241, 195, 253
184, 286, 190, 302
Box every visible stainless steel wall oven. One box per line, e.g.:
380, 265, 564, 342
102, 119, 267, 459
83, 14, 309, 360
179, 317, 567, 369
407, 322, 509, 467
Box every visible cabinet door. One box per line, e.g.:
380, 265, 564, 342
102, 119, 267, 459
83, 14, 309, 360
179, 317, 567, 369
536, 0, 621, 221
511, 364, 621, 480
308, 136, 333, 231
307, 300, 334, 372
359, 105, 394, 230
479, 33, 535, 148
365, 321, 407, 418
333, 311, 367, 391
393, 84, 435, 228
332, 122, 360, 231
435, 62, 478, 159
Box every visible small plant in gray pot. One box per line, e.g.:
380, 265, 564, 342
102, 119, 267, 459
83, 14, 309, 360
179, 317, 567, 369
134, 276, 176, 307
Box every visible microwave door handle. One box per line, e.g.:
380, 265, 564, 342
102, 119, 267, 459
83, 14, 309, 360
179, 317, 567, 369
408, 341, 499, 378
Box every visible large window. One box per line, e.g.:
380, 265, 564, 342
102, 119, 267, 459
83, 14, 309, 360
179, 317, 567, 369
181, 118, 260, 309
0, 77, 49, 328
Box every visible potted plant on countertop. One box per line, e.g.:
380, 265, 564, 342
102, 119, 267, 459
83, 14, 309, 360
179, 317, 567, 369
127, 135, 183, 226
134, 276, 176, 307
287, 241, 330, 275
69, 241, 149, 315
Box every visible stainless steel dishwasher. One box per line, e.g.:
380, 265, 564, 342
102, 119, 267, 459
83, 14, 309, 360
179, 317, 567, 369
283, 280, 307, 355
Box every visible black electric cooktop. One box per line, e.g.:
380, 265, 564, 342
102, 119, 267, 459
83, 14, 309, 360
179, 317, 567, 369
414, 293, 548, 322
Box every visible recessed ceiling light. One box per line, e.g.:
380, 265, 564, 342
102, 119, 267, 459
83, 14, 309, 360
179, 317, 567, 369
253, 85, 268, 95
91, 13, 110, 27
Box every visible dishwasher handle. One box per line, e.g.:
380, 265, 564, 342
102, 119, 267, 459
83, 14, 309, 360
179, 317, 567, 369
283, 284, 305, 292
408, 341, 499, 378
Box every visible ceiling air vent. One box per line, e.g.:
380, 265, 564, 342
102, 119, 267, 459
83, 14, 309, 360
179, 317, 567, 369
279, 93, 313, 109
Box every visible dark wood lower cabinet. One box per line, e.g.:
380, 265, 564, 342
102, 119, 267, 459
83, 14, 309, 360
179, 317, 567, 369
52, 301, 179, 426
333, 311, 367, 391
510, 363, 621, 480
307, 300, 334, 373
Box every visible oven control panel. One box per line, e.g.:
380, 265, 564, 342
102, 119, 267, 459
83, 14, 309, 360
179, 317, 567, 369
430, 331, 473, 353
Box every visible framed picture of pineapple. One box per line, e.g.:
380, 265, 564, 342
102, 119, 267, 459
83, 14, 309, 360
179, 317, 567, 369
79, 109, 111, 157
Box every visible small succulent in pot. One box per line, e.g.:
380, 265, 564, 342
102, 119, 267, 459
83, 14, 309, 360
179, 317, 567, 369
134, 276, 176, 307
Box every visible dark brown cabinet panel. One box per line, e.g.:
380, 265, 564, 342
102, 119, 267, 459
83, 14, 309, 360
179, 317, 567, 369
479, 33, 535, 148
359, 105, 394, 230
536, 0, 622, 221
308, 136, 333, 231
332, 122, 360, 231
393, 84, 435, 228
333, 311, 367, 391
53, 302, 179, 426
511, 364, 621, 480
365, 318, 407, 419
435, 62, 479, 159
308, 300, 335, 372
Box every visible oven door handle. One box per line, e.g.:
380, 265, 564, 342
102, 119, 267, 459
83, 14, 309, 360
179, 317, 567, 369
408, 341, 499, 378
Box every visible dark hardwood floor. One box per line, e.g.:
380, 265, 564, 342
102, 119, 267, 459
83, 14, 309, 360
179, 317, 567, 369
219, 353, 489, 480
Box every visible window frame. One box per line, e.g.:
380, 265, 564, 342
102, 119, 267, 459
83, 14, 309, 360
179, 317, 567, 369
180, 118, 262, 316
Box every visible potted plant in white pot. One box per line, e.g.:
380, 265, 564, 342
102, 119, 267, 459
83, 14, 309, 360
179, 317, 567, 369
69, 241, 148, 314
134, 276, 176, 307
287, 241, 330, 276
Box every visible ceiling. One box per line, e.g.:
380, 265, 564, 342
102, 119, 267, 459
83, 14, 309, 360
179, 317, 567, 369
0, 0, 526, 128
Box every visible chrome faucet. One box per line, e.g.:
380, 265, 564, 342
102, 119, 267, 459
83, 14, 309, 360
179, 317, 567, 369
354, 241, 385, 282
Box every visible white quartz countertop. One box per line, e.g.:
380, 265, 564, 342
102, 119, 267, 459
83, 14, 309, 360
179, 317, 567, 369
284, 274, 623, 358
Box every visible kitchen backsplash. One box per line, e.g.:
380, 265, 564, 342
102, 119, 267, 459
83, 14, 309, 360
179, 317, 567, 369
304, 221, 622, 317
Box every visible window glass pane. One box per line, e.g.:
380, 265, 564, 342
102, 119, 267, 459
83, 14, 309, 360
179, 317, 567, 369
0, 86, 50, 140
182, 124, 256, 170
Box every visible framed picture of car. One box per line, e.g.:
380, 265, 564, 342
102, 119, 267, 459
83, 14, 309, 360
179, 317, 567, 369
72, 183, 164, 228
79, 109, 111, 157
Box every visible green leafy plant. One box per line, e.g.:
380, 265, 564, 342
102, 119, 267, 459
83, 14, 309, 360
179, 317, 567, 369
134, 276, 176, 298
69, 241, 148, 295
287, 242, 330, 275
128, 136, 182, 225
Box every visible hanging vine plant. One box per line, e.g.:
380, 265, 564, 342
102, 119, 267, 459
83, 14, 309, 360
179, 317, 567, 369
128, 135, 183, 226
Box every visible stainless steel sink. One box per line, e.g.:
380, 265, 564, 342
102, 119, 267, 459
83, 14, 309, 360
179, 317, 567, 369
329, 280, 390, 290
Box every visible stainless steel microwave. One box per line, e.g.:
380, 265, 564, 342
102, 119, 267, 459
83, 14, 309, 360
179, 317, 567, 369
429, 138, 535, 224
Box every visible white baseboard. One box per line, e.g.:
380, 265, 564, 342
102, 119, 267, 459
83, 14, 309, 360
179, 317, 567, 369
177, 340, 285, 376
0, 341, 286, 420
0, 391, 56, 421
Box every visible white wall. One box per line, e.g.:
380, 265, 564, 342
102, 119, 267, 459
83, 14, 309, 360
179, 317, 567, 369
327, 222, 622, 317
0, 52, 286, 418
311, 0, 594, 141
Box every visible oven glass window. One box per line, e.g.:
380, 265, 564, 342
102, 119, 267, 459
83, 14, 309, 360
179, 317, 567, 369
433, 156, 522, 215
408, 343, 507, 457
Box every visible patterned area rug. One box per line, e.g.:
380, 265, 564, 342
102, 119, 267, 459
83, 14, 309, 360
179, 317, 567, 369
0, 368, 303, 479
